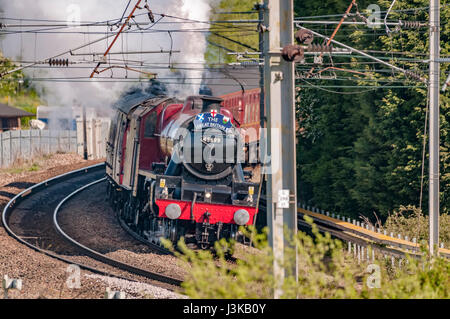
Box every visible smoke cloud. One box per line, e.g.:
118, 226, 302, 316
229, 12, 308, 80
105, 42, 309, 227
0, 0, 215, 115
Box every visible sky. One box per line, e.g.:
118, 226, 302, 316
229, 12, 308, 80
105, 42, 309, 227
0, 0, 216, 112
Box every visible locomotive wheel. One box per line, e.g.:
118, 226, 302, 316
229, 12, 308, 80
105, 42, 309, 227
124, 201, 132, 224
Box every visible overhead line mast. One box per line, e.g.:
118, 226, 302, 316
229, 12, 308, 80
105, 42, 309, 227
428, 0, 440, 256
263, 0, 298, 298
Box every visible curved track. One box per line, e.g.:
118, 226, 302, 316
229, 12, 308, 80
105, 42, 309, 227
53, 178, 182, 286
2, 164, 182, 289
298, 206, 450, 259
3, 161, 447, 292
115, 208, 173, 255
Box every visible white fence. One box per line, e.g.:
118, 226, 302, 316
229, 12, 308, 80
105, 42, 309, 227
0, 118, 110, 168
76, 118, 110, 160
0, 130, 77, 168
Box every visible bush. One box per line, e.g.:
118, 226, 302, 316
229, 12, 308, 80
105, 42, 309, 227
169, 217, 450, 299
384, 205, 450, 247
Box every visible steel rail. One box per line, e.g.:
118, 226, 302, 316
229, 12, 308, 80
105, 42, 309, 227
0, 164, 137, 281
297, 218, 417, 260
297, 208, 450, 259
53, 178, 182, 287
115, 209, 173, 255
1, 163, 182, 289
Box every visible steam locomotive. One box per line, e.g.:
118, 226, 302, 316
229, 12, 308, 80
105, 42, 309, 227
106, 87, 263, 248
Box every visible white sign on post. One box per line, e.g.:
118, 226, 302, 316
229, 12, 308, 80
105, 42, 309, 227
278, 190, 290, 209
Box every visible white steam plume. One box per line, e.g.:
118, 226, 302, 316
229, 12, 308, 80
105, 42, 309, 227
0, 0, 215, 115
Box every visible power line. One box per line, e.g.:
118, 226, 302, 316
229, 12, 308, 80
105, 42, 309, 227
297, 78, 424, 94
294, 4, 449, 20
296, 25, 427, 82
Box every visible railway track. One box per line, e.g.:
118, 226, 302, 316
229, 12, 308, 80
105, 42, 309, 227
2, 161, 447, 295
2, 163, 182, 289
261, 195, 450, 260
114, 202, 173, 256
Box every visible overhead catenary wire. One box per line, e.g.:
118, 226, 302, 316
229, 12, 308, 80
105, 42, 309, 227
297, 77, 423, 94
294, 3, 449, 19
0, 32, 120, 77
419, 89, 430, 211
384, 0, 398, 34
90, 0, 143, 78
296, 25, 427, 83
0, 2, 435, 87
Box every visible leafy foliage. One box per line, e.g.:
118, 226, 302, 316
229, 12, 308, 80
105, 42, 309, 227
205, 0, 259, 64
0, 52, 40, 127
173, 221, 450, 299
296, 0, 450, 219
384, 205, 450, 247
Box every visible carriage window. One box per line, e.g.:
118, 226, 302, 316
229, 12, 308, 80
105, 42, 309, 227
144, 112, 158, 138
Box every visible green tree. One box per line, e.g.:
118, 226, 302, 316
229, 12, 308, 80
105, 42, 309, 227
0, 52, 40, 126
205, 0, 259, 64
296, 0, 449, 219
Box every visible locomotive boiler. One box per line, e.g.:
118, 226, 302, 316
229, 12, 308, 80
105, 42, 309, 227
106, 92, 262, 249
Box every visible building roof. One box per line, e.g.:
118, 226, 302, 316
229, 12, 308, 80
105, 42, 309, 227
0, 103, 35, 118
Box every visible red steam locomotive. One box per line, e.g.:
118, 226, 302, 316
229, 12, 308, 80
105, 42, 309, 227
106, 88, 263, 248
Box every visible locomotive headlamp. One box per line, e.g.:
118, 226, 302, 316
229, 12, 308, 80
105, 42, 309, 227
234, 209, 250, 226
165, 204, 182, 220
205, 192, 212, 199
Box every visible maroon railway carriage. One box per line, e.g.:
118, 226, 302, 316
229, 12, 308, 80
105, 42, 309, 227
221, 88, 261, 143
106, 92, 262, 248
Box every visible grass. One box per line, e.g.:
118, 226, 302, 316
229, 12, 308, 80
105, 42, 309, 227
1, 153, 53, 174
3, 163, 41, 174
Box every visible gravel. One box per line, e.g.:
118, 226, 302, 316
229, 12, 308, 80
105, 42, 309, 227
85, 274, 186, 299
0, 154, 186, 299
0, 153, 90, 188
57, 182, 188, 282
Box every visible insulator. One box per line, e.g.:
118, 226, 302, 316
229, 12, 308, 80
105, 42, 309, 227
48, 58, 69, 67
148, 11, 155, 23
295, 29, 314, 45
281, 44, 304, 63
399, 20, 422, 29
144, 3, 155, 23
404, 70, 423, 81
307, 44, 333, 53
240, 61, 260, 66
